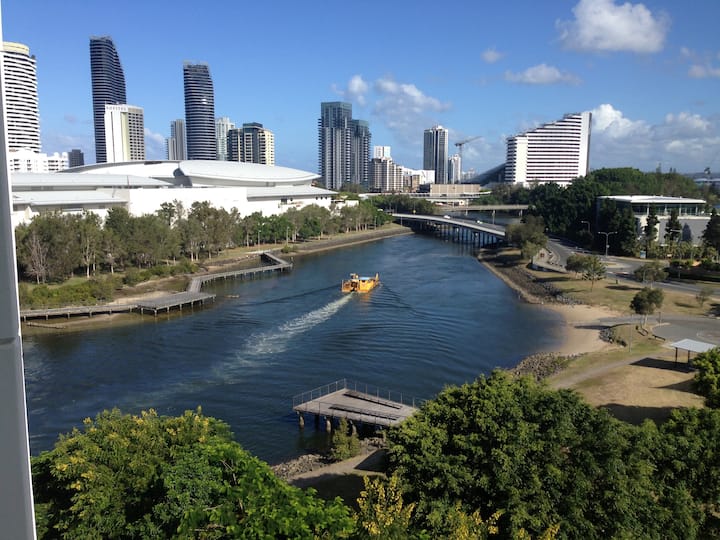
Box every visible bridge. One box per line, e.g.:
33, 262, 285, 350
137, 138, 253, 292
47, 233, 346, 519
392, 213, 506, 247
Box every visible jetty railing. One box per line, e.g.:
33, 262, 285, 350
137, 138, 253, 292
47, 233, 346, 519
292, 378, 421, 409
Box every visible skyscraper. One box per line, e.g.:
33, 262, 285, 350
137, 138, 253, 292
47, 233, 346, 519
104, 104, 145, 162
505, 112, 591, 185
2, 42, 40, 152
166, 119, 186, 160
215, 117, 234, 161
68, 148, 84, 167
227, 122, 275, 165
318, 102, 371, 190
90, 36, 126, 164
423, 125, 449, 184
183, 62, 216, 160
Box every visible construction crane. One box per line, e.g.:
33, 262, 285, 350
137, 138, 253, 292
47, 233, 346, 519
454, 136, 482, 178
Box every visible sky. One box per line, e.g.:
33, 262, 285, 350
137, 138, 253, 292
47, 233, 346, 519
2, 0, 720, 176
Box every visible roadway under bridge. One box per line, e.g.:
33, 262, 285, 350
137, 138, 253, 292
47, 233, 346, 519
392, 213, 506, 248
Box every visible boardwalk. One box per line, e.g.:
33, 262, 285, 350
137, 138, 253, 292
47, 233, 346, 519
293, 379, 418, 428
20, 251, 292, 320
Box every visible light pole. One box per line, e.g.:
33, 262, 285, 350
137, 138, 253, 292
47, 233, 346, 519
580, 220, 590, 234
599, 231, 617, 259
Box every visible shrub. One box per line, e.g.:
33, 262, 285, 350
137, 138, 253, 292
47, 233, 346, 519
330, 418, 360, 461
693, 348, 720, 408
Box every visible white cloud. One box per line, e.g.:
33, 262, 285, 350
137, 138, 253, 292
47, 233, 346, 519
590, 103, 720, 172
688, 63, 720, 79
505, 64, 580, 85
557, 0, 669, 53
482, 48, 503, 64
144, 127, 166, 159
331, 74, 369, 106
371, 76, 451, 145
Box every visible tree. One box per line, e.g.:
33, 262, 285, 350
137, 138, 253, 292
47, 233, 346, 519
630, 287, 664, 326
564, 253, 589, 276
386, 371, 672, 539
702, 208, 720, 252
506, 215, 547, 260
78, 212, 103, 278
582, 255, 606, 290
696, 285, 715, 307
32, 408, 355, 539
633, 260, 666, 287
644, 205, 660, 256
330, 418, 360, 461
692, 347, 720, 408
664, 208, 682, 247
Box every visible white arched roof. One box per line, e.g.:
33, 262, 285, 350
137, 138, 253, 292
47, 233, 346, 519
64, 160, 320, 187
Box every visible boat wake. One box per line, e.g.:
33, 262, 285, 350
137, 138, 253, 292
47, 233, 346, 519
243, 294, 353, 357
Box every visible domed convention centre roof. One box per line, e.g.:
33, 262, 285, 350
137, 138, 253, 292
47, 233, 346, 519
64, 160, 320, 187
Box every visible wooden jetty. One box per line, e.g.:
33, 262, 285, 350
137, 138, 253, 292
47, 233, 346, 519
19, 303, 136, 322
135, 291, 215, 316
20, 251, 293, 321
293, 379, 418, 429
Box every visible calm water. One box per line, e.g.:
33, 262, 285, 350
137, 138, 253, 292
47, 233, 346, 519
23, 234, 561, 464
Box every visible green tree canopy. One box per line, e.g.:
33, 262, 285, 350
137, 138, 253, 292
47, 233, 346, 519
633, 260, 667, 286
630, 286, 664, 325
385, 371, 674, 539
32, 408, 354, 539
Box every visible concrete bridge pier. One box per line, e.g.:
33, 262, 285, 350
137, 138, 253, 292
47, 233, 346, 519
325, 417, 332, 432
297, 412, 304, 428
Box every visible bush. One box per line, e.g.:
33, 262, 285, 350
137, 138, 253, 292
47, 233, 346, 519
330, 418, 360, 461
693, 348, 720, 407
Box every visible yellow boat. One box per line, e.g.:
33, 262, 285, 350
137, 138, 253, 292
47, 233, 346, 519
341, 273, 380, 293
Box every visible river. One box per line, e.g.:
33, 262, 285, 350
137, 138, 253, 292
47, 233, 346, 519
23, 233, 562, 464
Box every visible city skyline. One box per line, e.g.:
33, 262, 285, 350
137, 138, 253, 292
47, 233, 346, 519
3, 0, 719, 175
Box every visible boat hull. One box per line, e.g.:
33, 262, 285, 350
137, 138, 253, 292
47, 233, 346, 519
341, 273, 379, 293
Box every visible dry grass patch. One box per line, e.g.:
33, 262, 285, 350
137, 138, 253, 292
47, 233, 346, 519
549, 327, 705, 424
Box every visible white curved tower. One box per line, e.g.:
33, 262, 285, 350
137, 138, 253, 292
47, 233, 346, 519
2, 42, 40, 152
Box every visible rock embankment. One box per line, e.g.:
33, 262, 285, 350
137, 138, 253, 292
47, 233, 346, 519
509, 353, 574, 381
272, 453, 329, 481
272, 437, 386, 482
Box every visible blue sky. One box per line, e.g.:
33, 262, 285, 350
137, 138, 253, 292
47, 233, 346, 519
3, 0, 720, 175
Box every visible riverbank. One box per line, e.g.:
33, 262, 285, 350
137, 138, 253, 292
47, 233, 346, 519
20, 224, 411, 334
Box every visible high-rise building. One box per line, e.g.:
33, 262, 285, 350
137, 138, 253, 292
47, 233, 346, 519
318, 101, 371, 190
2, 42, 40, 152
227, 122, 275, 165
373, 146, 391, 159
166, 119, 186, 160
90, 36, 127, 164
215, 117, 234, 161
423, 125, 448, 184
370, 155, 403, 192
183, 62, 216, 160
68, 148, 84, 167
505, 112, 591, 185
351, 120, 371, 188
448, 154, 462, 183
104, 104, 145, 162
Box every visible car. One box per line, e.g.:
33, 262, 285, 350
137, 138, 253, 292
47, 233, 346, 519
443, 215, 451, 218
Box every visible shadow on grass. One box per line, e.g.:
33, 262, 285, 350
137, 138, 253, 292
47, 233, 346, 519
674, 300, 698, 309
600, 403, 677, 425
631, 357, 695, 372
659, 379, 699, 395
606, 284, 639, 291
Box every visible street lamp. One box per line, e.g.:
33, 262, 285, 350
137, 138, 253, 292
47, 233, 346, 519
580, 220, 590, 234
599, 231, 617, 259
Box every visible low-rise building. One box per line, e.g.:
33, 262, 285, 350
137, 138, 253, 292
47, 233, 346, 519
596, 195, 709, 245
11, 160, 334, 229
